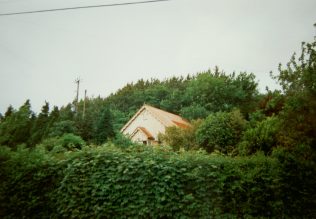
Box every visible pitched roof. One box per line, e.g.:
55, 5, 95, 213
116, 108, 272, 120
130, 127, 154, 140
120, 104, 190, 132
144, 105, 190, 128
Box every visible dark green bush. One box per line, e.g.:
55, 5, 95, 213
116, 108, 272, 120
196, 110, 246, 154
272, 146, 316, 217
53, 146, 284, 218
0, 145, 62, 218
38, 134, 85, 153
238, 116, 280, 155
1, 145, 315, 218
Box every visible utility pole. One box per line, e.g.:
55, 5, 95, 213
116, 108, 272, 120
314, 23, 316, 41
74, 78, 80, 113
83, 89, 87, 119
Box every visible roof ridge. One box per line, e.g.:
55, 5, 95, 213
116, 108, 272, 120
144, 104, 183, 119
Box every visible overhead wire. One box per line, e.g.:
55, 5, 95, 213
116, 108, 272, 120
0, 0, 170, 16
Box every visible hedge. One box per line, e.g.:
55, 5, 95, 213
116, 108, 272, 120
0, 145, 315, 218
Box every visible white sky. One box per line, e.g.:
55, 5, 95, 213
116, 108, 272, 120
0, 0, 315, 114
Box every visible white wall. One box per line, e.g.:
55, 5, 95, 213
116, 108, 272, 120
123, 109, 166, 140
131, 129, 147, 143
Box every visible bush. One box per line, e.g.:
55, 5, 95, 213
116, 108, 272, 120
159, 120, 201, 151
59, 133, 85, 150
0, 145, 61, 218
53, 147, 283, 218
272, 146, 316, 217
1, 145, 315, 218
111, 132, 135, 148
39, 134, 85, 152
196, 109, 246, 154
238, 116, 280, 155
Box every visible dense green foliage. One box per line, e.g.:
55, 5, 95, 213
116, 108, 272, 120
196, 110, 246, 154
93, 107, 115, 144
0, 67, 260, 148
1, 145, 315, 218
159, 120, 201, 151
238, 116, 280, 155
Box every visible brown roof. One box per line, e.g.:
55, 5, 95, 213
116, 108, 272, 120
121, 104, 190, 132
144, 105, 190, 128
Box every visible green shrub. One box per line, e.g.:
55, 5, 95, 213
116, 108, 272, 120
0, 145, 62, 218
1, 145, 315, 218
111, 132, 135, 148
39, 134, 85, 152
196, 109, 246, 154
272, 146, 316, 217
59, 133, 85, 150
159, 120, 201, 151
238, 116, 280, 155
54, 146, 283, 218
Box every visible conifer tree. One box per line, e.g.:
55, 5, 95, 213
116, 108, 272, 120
0, 100, 33, 148
4, 105, 14, 120
29, 102, 50, 146
94, 107, 115, 144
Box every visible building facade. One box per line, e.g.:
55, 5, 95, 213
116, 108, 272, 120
121, 104, 190, 145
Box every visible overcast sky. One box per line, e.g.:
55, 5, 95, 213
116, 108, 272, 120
0, 0, 315, 114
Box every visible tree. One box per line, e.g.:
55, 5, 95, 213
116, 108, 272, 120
196, 109, 246, 154
47, 120, 77, 138
94, 107, 115, 144
4, 105, 14, 120
59, 104, 75, 121
0, 100, 34, 148
159, 120, 202, 151
272, 41, 316, 148
238, 116, 280, 155
185, 69, 259, 114
180, 104, 210, 120
29, 102, 50, 146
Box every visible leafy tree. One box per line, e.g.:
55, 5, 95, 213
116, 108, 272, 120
272, 41, 316, 148
258, 89, 285, 117
47, 120, 76, 137
46, 104, 77, 138
231, 72, 259, 115
196, 109, 246, 154
180, 104, 210, 120
185, 69, 258, 114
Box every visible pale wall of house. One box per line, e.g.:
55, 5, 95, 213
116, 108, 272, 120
123, 109, 166, 140
131, 130, 147, 143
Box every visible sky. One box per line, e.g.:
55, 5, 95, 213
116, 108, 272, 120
0, 0, 315, 114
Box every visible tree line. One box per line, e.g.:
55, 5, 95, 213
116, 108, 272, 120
0, 41, 315, 158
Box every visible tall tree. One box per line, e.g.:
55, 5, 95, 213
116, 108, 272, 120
0, 100, 34, 148
3, 105, 14, 121
94, 107, 115, 144
272, 41, 316, 148
29, 102, 50, 146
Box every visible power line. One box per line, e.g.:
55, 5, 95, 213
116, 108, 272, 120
0, 0, 170, 16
